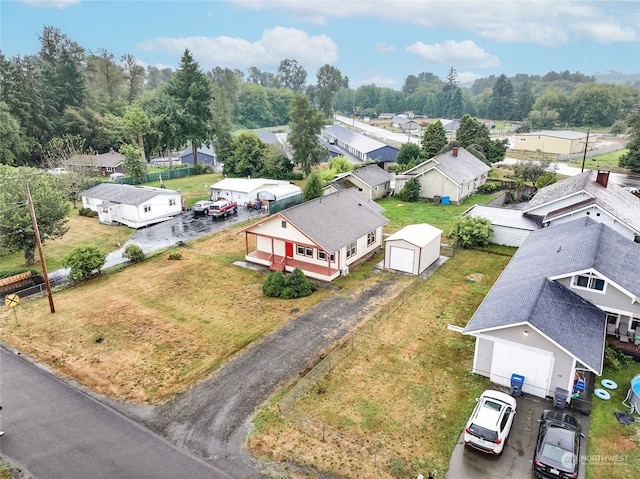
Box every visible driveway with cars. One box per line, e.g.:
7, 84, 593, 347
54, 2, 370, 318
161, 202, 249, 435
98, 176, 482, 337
446, 387, 590, 479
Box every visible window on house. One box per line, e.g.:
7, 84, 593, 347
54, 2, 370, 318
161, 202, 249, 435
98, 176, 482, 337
296, 245, 304, 255
367, 231, 376, 246
305, 247, 313, 257
318, 250, 326, 260
574, 274, 605, 291
281, 221, 287, 228
346, 241, 357, 258
144, 205, 151, 213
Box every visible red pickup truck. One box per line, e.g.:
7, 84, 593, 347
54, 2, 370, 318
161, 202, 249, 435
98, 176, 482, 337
208, 199, 238, 219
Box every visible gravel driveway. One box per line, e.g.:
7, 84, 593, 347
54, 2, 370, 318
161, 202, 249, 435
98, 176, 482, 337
136, 278, 398, 478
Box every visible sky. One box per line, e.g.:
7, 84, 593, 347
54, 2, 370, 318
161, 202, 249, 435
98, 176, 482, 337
1, 0, 639, 88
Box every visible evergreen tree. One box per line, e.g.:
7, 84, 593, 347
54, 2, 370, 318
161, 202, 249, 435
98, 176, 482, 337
288, 94, 326, 176
619, 107, 640, 173
420, 121, 447, 158
439, 67, 463, 119
316, 64, 343, 118
224, 132, 265, 177
167, 49, 213, 166
456, 114, 508, 164
488, 74, 513, 120
302, 171, 323, 201
513, 80, 535, 121
396, 143, 421, 166
210, 85, 234, 168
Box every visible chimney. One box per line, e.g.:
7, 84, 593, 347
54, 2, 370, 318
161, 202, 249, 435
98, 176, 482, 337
596, 170, 609, 188
452, 146, 459, 157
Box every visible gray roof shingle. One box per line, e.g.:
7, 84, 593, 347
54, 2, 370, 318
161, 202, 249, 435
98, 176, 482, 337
405, 147, 491, 186
464, 217, 640, 373
348, 164, 393, 187
280, 189, 388, 252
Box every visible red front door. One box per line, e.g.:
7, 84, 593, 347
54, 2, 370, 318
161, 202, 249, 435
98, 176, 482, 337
285, 242, 293, 258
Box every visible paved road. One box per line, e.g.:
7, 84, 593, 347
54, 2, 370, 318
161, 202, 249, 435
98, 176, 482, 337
0, 346, 232, 479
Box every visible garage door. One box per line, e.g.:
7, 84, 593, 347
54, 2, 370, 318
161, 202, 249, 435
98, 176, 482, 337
389, 246, 414, 273
490, 341, 553, 398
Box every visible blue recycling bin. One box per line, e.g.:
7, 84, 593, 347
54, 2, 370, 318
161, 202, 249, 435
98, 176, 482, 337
510, 373, 525, 397
441, 196, 450, 205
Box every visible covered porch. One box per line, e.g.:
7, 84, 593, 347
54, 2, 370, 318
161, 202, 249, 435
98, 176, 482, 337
246, 250, 341, 282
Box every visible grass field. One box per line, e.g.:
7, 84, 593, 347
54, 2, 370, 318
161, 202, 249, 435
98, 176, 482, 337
1, 169, 637, 478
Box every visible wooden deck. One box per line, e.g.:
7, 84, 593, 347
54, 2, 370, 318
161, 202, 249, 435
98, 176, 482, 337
606, 335, 640, 360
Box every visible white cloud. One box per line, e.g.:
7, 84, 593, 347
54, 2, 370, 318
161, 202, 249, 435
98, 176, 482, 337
406, 40, 500, 70
21, 0, 79, 8
137, 27, 339, 72
350, 72, 397, 88
230, 0, 639, 46
375, 42, 395, 53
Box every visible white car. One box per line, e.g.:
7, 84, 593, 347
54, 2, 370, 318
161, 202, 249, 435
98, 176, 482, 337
463, 389, 517, 455
192, 200, 215, 216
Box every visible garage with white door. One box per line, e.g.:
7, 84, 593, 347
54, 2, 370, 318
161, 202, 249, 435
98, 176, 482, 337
384, 223, 442, 275
489, 340, 554, 398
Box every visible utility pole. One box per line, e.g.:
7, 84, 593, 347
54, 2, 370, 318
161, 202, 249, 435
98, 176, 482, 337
26, 184, 55, 313
580, 129, 590, 173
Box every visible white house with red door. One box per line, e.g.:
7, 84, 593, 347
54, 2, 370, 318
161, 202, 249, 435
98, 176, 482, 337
238, 189, 388, 281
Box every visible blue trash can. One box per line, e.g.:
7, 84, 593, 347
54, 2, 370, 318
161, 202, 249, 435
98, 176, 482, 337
511, 374, 525, 397
441, 196, 450, 205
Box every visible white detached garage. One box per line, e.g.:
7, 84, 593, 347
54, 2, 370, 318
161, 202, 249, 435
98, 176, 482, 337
384, 223, 442, 275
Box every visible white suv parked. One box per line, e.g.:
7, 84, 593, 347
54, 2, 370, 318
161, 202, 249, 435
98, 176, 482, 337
463, 389, 517, 455
192, 200, 215, 216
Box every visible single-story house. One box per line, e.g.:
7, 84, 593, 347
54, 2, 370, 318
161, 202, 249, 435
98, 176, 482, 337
322, 124, 399, 164
239, 189, 388, 281
523, 170, 640, 242
69, 149, 126, 177
390, 117, 420, 132
463, 204, 540, 247
325, 164, 393, 200
464, 217, 640, 403
209, 178, 294, 207
512, 130, 596, 155
81, 183, 183, 229
439, 119, 460, 138
384, 223, 443, 275
394, 146, 491, 204
179, 144, 216, 166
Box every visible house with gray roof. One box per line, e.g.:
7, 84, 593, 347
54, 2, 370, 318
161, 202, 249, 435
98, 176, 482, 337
463, 204, 540, 247
322, 124, 398, 165
69, 149, 126, 177
523, 170, 640, 242
81, 183, 183, 229
463, 217, 640, 403
325, 164, 393, 200
394, 146, 491, 204
239, 189, 388, 281
179, 144, 216, 166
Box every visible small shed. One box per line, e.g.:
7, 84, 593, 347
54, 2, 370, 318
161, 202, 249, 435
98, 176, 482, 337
384, 223, 442, 275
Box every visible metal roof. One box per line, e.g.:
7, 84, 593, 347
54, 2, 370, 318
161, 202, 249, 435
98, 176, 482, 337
81, 183, 179, 206
280, 189, 388, 252
323, 124, 389, 154
210, 178, 289, 193
464, 205, 540, 230
518, 130, 587, 140
464, 217, 640, 374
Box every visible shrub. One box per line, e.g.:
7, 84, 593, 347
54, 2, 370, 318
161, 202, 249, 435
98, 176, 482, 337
603, 345, 634, 372
168, 252, 182, 260
449, 215, 494, 248
262, 268, 316, 299
477, 181, 502, 193
62, 246, 106, 282
122, 244, 145, 263
397, 177, 421, 202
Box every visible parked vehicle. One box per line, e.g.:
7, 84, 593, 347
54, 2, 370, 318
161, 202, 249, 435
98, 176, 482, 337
109, 172, 126, 181
208, 199, 238, 219
533, 410, 583, 479
463, 389, 517, 455
192, 200, 215, 216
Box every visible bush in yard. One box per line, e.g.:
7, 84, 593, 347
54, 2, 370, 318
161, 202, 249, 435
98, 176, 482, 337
62, 246, 106, 282
449, 215, 494, 248
262, 268, 316, 299
122, 244, 145, 263
263, 270, 286, 297
397, 177, 421, 202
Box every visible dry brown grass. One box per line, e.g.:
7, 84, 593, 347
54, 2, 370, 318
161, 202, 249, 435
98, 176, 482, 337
0, 225, 334, 404
248, 249, 512, 478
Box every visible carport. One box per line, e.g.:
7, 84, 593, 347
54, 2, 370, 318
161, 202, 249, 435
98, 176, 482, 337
384, 223, 442, 275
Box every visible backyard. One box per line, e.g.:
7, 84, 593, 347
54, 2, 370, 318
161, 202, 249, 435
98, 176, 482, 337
0, 173, 638, 478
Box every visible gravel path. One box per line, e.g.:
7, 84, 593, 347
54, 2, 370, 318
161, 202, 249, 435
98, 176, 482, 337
140, 278, 397, 478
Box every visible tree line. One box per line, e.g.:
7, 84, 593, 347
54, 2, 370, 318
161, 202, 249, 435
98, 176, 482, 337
2, 25, 639, 170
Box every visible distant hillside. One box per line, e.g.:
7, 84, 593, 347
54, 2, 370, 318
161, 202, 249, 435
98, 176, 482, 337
593, 71, 640, 86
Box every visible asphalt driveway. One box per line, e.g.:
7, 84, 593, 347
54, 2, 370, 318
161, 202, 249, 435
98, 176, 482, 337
446, 387, 590, 479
